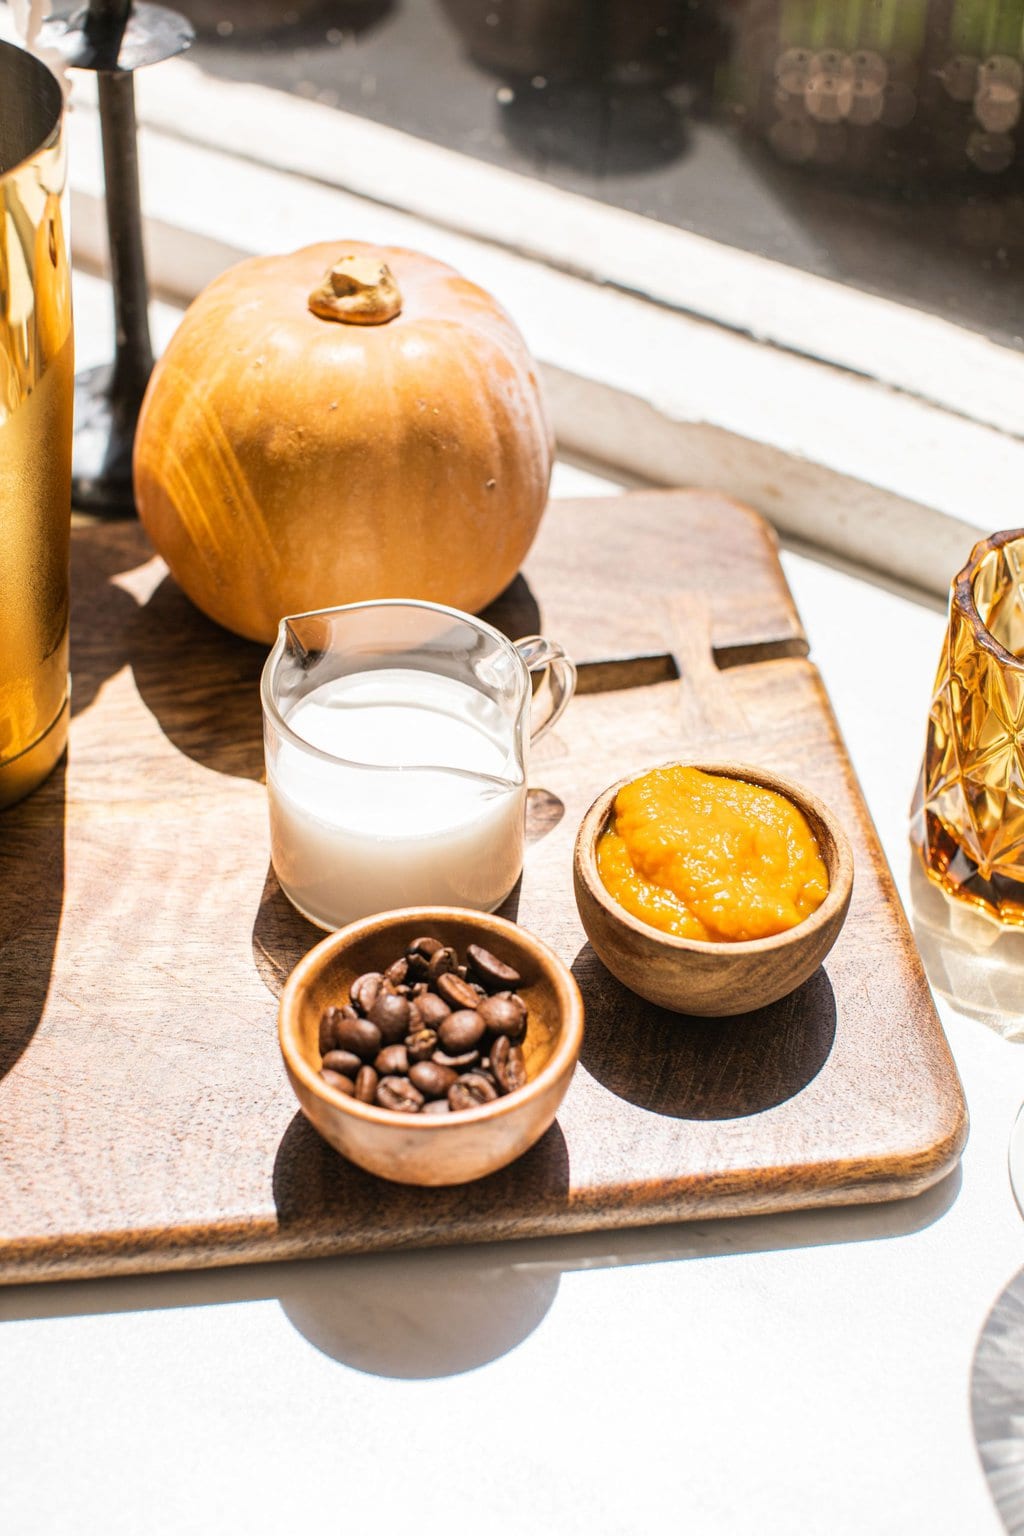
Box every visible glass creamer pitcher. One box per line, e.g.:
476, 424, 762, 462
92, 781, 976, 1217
261, 599, 576, 930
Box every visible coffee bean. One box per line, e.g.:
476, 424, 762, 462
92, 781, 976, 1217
427, 945, 458, 983
320, 1069, 355, 1095
477, 995, 527, 1042
354, 1065, 379, 1103
432, 1048, 480, 1070
436, 972, 480, 1011
409, 936, 444, 959
406, 936, 443, 978
439, 1008, 485, 1053
467, 944, 522, 992
329, 1013, 382, 1062
375, 1043, 409, 1076
409, 1060, 458, 1098
376, 1076, 424, 1113
448, 1073, 498, 1111
406, 1028, 439, 1063
321, 1049, 363, 1078
369, 991, 411, 1044
350, 972, 383, 1015
415, 992, 451, 1028
318, 1004, 358, 1055
327, 935, 534, 1119
491, 1035, 527, 1094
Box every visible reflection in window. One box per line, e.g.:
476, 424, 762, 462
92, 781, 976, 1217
152, 2, 1024, 347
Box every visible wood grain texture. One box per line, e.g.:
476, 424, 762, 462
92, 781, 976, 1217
0, 490, 967, 1283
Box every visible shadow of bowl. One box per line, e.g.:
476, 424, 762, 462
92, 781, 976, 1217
574, 942, 837, 1120
272, 1109, 570, 1374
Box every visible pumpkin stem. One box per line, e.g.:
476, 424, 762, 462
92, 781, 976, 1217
308, 256, 402, 325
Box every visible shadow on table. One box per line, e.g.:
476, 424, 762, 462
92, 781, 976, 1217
127, 569, 266, 783
0, 759, 66, 1080
270, 1111, 572, 1375
0, 1158, 961, 1379
972, 1265, 1024, 1535
252, 865, 324, 998
574, 943, 837, 1119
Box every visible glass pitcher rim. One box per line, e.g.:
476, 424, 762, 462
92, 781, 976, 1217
260, 597, 530, 784
954, 527, 1024, 674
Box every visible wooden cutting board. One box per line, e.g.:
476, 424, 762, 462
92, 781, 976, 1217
0, 491, 967, 1283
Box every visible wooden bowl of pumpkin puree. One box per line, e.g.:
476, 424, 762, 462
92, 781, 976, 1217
573, 762, 853, 1017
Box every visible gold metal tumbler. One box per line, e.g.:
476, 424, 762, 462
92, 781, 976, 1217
0, 42, 72, 811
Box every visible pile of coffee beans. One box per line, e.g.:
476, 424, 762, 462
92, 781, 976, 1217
318, 937, 530, 1116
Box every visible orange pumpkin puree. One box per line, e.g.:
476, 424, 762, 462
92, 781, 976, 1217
596, 766, 829, 943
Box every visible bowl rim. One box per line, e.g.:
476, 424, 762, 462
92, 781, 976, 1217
278, 905, 585, 1131
573, 759, 854, 957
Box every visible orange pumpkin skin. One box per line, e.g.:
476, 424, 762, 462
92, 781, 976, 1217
133, 241, 554, 643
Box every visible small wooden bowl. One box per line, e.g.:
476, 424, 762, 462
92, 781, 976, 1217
573, 762, 853, 1017
279, 907, 584, 1186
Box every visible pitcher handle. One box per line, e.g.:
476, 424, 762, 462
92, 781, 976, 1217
513, 636, 577, 745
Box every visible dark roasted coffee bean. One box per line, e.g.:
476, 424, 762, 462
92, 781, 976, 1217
427, 945, 458, 983
491, 1035, 527, 1094
376, 1076, 424, 1113
422, 1098, 452, 1116
436, 972, 481, 1011
439, 1008, 485, 1053
369, 991, 411, 1044
449, 1073, 498, 1111
385, 957, 409, 986
477, 995, 527, 1041
409, 1060, 458, 1098
354, 1065, 379, 1103
330, 1013, 382, 1062
432, 1048, 480, 1071
375, 1043, 409, 1076
409, 936, 444, 959
320, 1069, 355, 1095
411, 982, 430, 999
350, 972, 383, 1015
466, 943, 522, 992
406, 1027, 439, 1063
320, 1049, 363, 1078
406, 936, 444, 978
415, 991, 451, 1028
318, 1004, 358, 1055
457, 964, 469, 979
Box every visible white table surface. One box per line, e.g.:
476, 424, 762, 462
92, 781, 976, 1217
3, 275, 1023, 1536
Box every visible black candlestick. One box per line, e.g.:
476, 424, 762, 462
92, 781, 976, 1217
42, 0, 193, 515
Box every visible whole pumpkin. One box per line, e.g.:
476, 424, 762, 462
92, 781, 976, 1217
133, 241, 553, 643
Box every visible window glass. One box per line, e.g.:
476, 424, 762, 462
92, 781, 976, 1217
76, 2, 1024, 350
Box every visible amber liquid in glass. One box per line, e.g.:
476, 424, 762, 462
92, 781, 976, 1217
912, 530, 1024, 925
